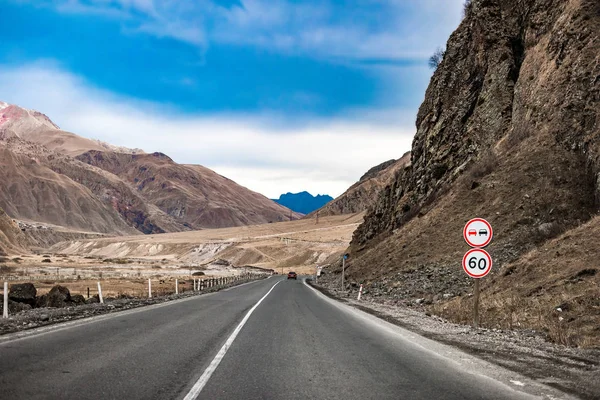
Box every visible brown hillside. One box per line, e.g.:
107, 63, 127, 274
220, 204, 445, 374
76, 150, 300, 229
342, 0, 600, 346
0, 207, 30, 255
0, 102, 298, 236
312, 152, 411, 217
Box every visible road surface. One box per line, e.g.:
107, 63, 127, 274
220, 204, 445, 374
0, 277, 567, 399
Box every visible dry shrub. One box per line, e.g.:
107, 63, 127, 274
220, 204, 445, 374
468, 151, 499, 180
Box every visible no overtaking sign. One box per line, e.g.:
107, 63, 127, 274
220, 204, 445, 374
462, 218, 493, 279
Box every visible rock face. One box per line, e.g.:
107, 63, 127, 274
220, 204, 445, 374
344, 0, 600, 345
8, 283, 37, 306
312, 152, 410, 217
354, 0, 599, 248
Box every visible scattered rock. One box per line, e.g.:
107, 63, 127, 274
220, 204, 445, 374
8, 283, 37, 306
44, 285, 72, 308
71, 294, 86, 305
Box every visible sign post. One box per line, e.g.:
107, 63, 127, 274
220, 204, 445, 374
463, 218, 493, 328
341, 253, 349, 291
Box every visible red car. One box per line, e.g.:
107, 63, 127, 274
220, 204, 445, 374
287, 271, 297, 280
468, 229, 477, 236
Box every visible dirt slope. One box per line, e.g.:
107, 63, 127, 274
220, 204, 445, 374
341, 0, 600, 346
50, 214, 363, 273
311, 152, 411, 217
0, 207, 30, 255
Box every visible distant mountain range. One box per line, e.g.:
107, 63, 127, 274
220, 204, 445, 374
272, 192, 333, 215
0, 101, 299, 243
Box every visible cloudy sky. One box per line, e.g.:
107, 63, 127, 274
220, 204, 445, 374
1, 0, 464, 198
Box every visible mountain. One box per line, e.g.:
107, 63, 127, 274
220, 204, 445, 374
273, 192, 333, 215
340, 0, 600, 346
0, 206, 30, 255
310, 152, 411, 217
0, 102, 299, 241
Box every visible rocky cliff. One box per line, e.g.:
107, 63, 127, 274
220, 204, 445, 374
312, 152, 410, 217
344, 0, 599, 346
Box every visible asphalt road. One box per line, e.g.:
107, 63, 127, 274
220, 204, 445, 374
0, 277, 566, 400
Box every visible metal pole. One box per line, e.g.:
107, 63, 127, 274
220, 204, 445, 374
3, 282, 8, 318
341, 257, 345, 291
148, 279, 152, 298
357, 284, 363, 300
473, 279, 480, 327
175, 279, 179, 295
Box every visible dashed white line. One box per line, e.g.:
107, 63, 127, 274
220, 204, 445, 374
182, 280, 282, 400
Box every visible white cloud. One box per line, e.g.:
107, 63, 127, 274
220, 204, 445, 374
0, 62, 414, 198
39, 0, 464, 61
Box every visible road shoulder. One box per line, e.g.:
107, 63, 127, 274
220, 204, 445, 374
306, 279, 600, 400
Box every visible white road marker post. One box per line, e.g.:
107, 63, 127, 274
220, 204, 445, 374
97, 282, 104, 304
357, 284, 364, 300
3, 281, 8, 319
148, 279, 152, 298
175, 279, 179, 295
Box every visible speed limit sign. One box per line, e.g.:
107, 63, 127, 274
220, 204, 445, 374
462, 248, 492, 278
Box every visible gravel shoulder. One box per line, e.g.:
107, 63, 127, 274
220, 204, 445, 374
308, 279, 600, 400
0, 276, 266, 336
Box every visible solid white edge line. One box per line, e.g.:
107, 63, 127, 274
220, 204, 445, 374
182, 279, 282, 400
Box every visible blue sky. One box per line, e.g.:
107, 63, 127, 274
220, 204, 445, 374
0, 0, 464, 197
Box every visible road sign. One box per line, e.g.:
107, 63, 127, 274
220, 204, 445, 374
343, 253, 349, 260
462, 248, 492, 278
463, 218, 493, 248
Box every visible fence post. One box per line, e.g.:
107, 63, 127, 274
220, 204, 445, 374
148, 279, 152, 298
87, 287, 90, 299
194, 279, 197, 291
357, 284, 364, 301
175, 279, 179, 295
3, 282, 8, 319
97, 282, 104, 304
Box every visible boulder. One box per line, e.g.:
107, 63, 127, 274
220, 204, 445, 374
70, 294, 86, 305
35, 294, 48, 308
45, 285, 71, 308
8, 283, 37, 306
0, 297, 33, 314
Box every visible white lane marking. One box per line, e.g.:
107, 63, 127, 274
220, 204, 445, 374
183, 280, 282, 400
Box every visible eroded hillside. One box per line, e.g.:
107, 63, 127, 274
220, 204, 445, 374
312, 152, 411, 217
340, 0, 599, 346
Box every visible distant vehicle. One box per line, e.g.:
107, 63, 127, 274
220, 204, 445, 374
287, 271, 297, 280
479, 229, 488, 236
468, 229, 477, 237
